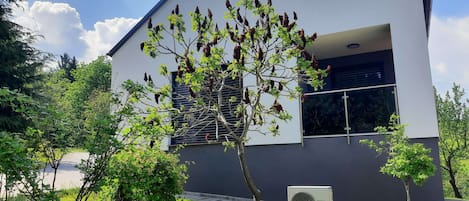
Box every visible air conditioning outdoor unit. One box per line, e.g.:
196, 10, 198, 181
287, 186, 333, 201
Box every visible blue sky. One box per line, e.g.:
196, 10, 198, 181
433, 0, 469, 17
25, 0, 156, 30
11, 0, 469, 96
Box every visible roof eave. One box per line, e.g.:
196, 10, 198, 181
424, 0, 432, 36
108, 0, 433, 56
107, 0, 168, 57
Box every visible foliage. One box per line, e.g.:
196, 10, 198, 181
360, 114, 436, 201
132, 0, 328, 199
57, 53, 78, 82
435, 84, 469, 198
64, 56, 112, 146
0, 131, 57, 201
0, 0, 47, 133
98, 147, 187, 201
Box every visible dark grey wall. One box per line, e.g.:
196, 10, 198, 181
175, 136, 444, 201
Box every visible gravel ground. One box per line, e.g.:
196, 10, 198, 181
42, 152, 89, 190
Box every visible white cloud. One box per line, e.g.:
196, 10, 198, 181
81, 17, 139, 62
429, 15, 469, 95
11, 2, 138, 63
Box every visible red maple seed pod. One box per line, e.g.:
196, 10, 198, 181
154, 25, 160, 34
237, 8, 244, 24
271, 65, 276, 74
208, 8, 213, 19
195, 6, 200, 14
235, 24, 239, 32
249, 28, 255, 40
254, 0, 261, 8
310, 32, 318, 41
140, 42, 145, 51
283, 12, 289, 27
293, 11, 298, 20
215, 24, 219, 32
266, 24, 272, 39
226, 0, 232, 9
272, 100, 283, 112
175, 4, 179, 15
212, 35, 218, 45
244, 17, 249, 27
196, 40, 203, 51
147, 18, 153, 29
276, 125, 279, 130
287, 22, 296, 32
244, 88, 250, 104
226, 22, 231, 30
186, 58, 195, 72
203, 44, 211, 57
202, 16, 208, 29
258, 47, 264, 61
270, 80, 275, 88
229, 31, 236, 42
148, 75, 153, 83
208, 77, 214, 91
311, 55, 319, 70
279, 15, 284, 24
234, 45, 241, 61
190, 88, 196, 98
239, 33, 246, 43
278, 82, 283, 91
154, 93, 160, 104
144, 72, 148, 82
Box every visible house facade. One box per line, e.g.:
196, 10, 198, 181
108, 0, 443, 200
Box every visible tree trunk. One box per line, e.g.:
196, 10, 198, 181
449, 172, 463, 198
236, 142, 262, 201
404, 180, 411, 201
446, 158, 463, 198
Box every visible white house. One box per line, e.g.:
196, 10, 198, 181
108, 0, 443, 201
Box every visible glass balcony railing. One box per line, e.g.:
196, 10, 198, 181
301, 84, 398, 141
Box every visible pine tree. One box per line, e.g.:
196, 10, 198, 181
0, 0, 45, 132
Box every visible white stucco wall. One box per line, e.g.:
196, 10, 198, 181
111, 0, 438, 148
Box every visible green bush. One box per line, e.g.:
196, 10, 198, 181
100, 147, 188, 201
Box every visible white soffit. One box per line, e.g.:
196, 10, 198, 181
308, 24, 392, 59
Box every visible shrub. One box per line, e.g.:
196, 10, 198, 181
100, 147, 187, 201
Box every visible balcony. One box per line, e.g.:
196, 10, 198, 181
301, 84, 398, 142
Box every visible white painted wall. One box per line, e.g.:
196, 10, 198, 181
111, 0, 439, 148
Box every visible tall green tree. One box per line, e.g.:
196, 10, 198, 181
436, 84, 469, 198
57, 53, 77, 82
361, 115, 436, 201
0, 0, 46, 133
133, 0, 328, 200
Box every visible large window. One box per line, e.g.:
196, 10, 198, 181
170, 72, 243, 145
301, 50, 397, 137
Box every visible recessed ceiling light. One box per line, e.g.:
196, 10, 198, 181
347, 43, 360, 49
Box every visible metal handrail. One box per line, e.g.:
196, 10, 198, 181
303, 83, 397, 96
301, 83, 398, 143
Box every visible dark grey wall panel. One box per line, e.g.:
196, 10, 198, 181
175, 136, 444, 201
